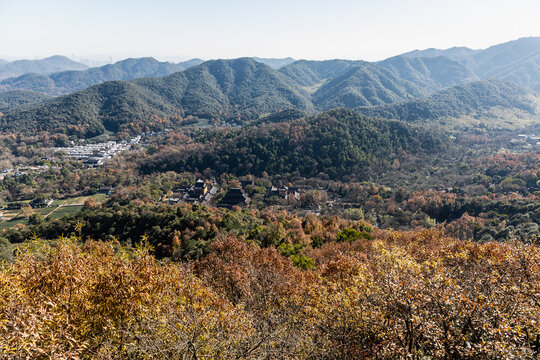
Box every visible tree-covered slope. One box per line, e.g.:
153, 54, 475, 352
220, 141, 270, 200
140, 108, 446, 179
312, 63, 427, 109
378, 56, 478, 91
357, 79, 537, 123
279, 59, 366, 87
0, 57, 199, 95
0, 90, 52, 113
401, 37, 540, 90
0, 73, 57, 94
0, 55, 88, 80
252, 57, 296, 69
401, 47, 479, 68
0, 58, 314, 137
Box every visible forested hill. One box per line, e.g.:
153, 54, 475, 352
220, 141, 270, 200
377, 56, 478, 91
0, 56, 88, 80
1, 46, 536, 138
252, 57, 296, 69
278, 59, 366, 87
140, 108, 446, 179
311, 63, 426, 109
0, 57, 202, 95
402, 37, 540, 90
0, 58, 314, 137
356, 80, 537, 123
0, 90, 52, 113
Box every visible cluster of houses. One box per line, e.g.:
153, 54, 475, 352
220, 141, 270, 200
165, 179, 220, 205
53, 136, 141, 166
513, 134, 540, 148
0, 165, 52, 180
163, 179, 304, 209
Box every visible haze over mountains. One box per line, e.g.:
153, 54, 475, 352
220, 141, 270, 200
357, 79, 537, 123
0, 37, 538, 138
0, 56, 89, 80
402, 37, 540, 90
0, 58, 204, 95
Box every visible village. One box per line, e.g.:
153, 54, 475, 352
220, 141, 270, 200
52, 135, 142, 166
510, 133, 540, 150
162, 179, 305, 210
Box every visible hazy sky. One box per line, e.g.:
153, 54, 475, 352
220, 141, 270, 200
1, 0, 539, 62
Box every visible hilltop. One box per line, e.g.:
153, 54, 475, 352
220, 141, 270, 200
356, 79, 537, 124
0, 55, 88, 80
402, 37, 540, 90
0, 57, 203, 95
0, 37, 538, 138
140, 108, 446, 179
0, 58, 314, 137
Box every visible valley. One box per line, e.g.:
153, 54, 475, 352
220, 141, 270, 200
0, 34, 538, 359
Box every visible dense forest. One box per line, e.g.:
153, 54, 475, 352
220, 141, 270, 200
0, 90, 52, 113
139, 109, 445, 179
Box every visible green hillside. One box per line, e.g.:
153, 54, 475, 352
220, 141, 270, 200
402, 37, 540, 90
0, 90, 52, 113
357, 80, 537, 123
0, 58, 314, 137
378, 56, 478, 90
312, 63, 426, 109
279, 59, 365, 87
140, 108, 446, 179
0, 57, 200, 95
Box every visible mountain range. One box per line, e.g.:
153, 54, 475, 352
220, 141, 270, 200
0, 57, 204, 95
0, 37, 538, 137
0, 58, 314, 137
252, 57, 296, 69
356, 79, 537, 123
402, 37, 540, 90
0, 56, 89, 80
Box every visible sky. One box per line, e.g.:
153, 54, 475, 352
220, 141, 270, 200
0, 0, 539, 62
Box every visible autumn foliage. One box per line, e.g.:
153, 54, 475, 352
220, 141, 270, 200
0, 228, 538, 359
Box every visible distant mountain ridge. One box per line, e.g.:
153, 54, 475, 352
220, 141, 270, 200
356, 79, 536, 123
0, 58, 314, 137
300, 56, 476, 109
1, 37, 538, 138
0, 57, 203, 95
312, 63, 425, 109
0, 56, 88, 80
402, 37, 540, 90
279, 59, 367, 87
252, 57, 296, 69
